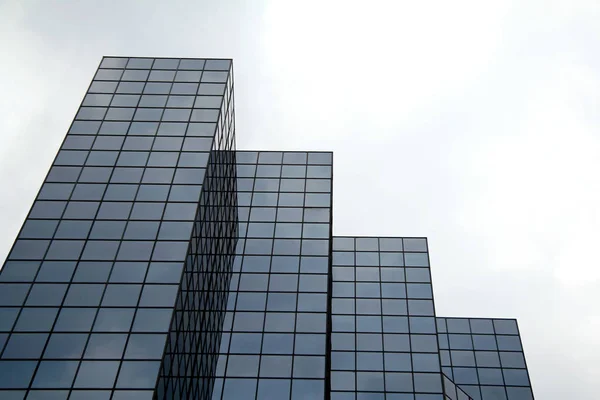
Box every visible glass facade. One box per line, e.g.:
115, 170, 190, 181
0, 56, 237, 400
437, 318, 534, 400
0, 56, 534, 400
331, 236, 443, 399
211, 151, 332, 400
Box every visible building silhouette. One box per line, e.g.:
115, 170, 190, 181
0, 57, 534, 400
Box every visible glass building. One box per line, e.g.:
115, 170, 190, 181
0, 57, 534, 400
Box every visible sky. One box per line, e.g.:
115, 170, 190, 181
0, 0, 598, 398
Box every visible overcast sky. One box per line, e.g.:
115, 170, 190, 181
1, 0, 598, 398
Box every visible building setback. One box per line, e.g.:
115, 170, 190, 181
0, 57, 534, 400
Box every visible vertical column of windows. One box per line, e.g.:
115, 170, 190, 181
156, 58, 236, 400
212, 151, 332, 400
331, 236, 443, 400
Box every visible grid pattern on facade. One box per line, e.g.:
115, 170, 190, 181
331, 236, 444, 400
210, 150, 333, 400
156, 58, 238, 399
437, 318, 533, 400
0, 55, 537, 400
0, 56, 232, 399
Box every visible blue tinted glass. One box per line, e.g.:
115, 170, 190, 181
74, 361, 120, 388
32, 361, 79, 388
44, 334, 88, 359
72, 262, 112, 282
84, 334, 127, 359
124, 334, 167, 359
54, 308, 97, 332
292, 379, 324, 398
0, 361, 37, 388
94, 308, 135, 332
2, 333, 48, 359
35, 261, 76, 282
132, 309, 173, 332
14, 308, 58, 332
0, 261, 40, 282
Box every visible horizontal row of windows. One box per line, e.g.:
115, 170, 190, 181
237, 167, 332, 182
445, 367, 530, 387
69, 120, 216, 136
439, 335, 522, 351
38, 184, 329, 202
238, 183, 331, 196
227, 293, 326, 312
333, 388, 531, 400
333, 256, 428, 270
332, 316, 436, 334
38, 178, 330, 197
212, 377, 324, 400
332, 352, 442, 374
0, 307, 174, 333
332, 371, 443, 393
95, 69, 228, 83
55, 151, 212, 167
239, 222, 329, 238
332, 268, 431, 284
437, 319, 519, 335
334, 351, 527, 371
333, 237, 427, 252
237, 209, 330, 224
0, 283, 179, 308
1, 332, 166, 360
220, 333, 326, 354
236, 239, 329, 256
332, 333, 438, 354
446, 386, 533, 400
31, 200, 201, 219
220, 310, 335, 334
1, 261, 182, 284
331, 334, 438, 353
75, 107, 220, 122
217, 354, 325, 378
333, 299, 434, 315
233, 255, 328, 275
32, 187, 224, 209
83, 94, 223, 108
16, 220, 327, 241
230, 274, 328, 292
45, 168, 208, 185
89, 81, 226, 95
220, 311, 326, 333
53, 155, 212, 171
333, 252, 429, 268
8, 239, 192, 261
332, 283, 433, 300
100, 57, 231, 71
236, 164, 333, 178
441, 350, 526, 369
237, 196, 331, 211
236, 151, 332, 165
0, 359, 160, 389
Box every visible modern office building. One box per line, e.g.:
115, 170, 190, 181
0, 57, 534, 400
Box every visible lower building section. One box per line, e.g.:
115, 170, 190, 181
0, 152, 534, 400
331, 236, 444, 399
437, 317, 533, 400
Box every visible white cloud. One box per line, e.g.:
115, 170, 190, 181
463, 60, 600, 285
